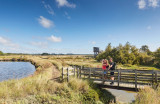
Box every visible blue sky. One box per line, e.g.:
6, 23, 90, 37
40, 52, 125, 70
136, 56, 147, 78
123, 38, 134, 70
0, 0, 160, 54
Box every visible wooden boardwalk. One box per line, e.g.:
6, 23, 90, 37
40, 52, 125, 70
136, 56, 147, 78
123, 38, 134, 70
62, 66, 160, 90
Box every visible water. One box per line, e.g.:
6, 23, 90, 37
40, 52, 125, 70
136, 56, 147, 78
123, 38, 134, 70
104, 88, 137, 103
0, 62, 36, 82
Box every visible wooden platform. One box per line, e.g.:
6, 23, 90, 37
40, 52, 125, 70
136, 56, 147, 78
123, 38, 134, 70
93, 80, 150, 89
62, 66, 160, 90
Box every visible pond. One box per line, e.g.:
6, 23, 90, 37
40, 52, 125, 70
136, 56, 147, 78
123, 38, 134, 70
0, 62, 36, 82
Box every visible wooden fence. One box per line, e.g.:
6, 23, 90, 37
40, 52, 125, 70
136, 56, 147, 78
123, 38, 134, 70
62, 66, 160, 89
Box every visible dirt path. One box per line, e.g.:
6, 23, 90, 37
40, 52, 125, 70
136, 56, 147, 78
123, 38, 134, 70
52, 65, 61, 80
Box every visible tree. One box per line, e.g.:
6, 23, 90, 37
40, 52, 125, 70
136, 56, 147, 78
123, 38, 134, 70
0, 51, 3, 55
41, 53, 50, 55
140, 45, 152, 55
95, 42, 155, 66
154, 47, 160, 67
104, 43, 112, 59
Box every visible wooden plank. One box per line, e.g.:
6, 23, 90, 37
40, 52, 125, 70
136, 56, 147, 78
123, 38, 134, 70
83, 67, 160, 73
118, 81, 152, 85
89, 78, 118, 82
137, 77, 153, 80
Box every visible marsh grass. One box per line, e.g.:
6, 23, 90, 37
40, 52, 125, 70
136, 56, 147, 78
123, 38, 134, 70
135, 86, 160, 104
0, 55, 159, 104
0, 55, 116, 104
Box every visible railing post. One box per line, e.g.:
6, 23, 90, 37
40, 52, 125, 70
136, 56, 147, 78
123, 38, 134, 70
118, 70, 120, 88
135, 69, 137, 90
102, 69, 105, 85
94, 68, 96, 79
120, 68, 121, 81
80, 66, 82, 78
106, 69, 108, 80
62, 67, 64, 81
84, 67, 86, 78
77, 67, 79, 78
72, 65, 74, 72
152, 70, 154, 85
67, 68, 69, 82
89, 68, 91, 79
74, 66, 76, 77
155, 71, 158, 84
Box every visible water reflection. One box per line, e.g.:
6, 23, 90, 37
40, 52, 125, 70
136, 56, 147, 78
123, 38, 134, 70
0, 62, 36, 81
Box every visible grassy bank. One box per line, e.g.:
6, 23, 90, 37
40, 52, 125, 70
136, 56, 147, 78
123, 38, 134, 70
0, 55, 159, 104
0, 55, 115, 104
135, 86, 160, 104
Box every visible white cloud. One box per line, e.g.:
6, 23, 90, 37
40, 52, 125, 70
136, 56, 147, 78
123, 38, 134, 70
0, 36, 19, 48
89, 41, 96, 45
138, 0, 146, 9
47, 35, 62, 42
138, 0, 159, 9
42, 1, 54, 15
148, 0, 159, 8
55, 0, 76, 8
147, 26, 152, 30
38, 16, 54, 28
64, 11, 71, 19
30, 41, 48, 48
91, 41, 96, 45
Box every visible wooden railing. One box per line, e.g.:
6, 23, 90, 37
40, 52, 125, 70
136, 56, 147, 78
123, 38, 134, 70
62, 66, 160, 89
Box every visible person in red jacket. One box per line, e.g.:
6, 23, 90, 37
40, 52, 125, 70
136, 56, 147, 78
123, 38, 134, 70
102, 59, 109, 79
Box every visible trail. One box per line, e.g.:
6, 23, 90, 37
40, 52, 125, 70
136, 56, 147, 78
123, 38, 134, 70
52, 65, 61, 80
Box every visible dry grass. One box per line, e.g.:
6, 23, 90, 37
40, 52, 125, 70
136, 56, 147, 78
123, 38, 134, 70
0, 55, 109, 104
135, 86, 160, 104
0, 55, 159, 104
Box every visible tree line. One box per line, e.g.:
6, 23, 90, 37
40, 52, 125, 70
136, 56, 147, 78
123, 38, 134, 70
96, 42, 160, 68
0, 51, 3, 55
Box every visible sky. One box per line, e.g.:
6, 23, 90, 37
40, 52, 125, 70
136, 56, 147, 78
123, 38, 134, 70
0, 0, 160, 54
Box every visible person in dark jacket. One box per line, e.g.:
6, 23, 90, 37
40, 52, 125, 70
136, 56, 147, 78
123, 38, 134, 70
109, 58, 116, 85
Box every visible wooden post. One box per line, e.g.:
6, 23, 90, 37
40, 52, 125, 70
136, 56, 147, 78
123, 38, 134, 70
120, 68, 121, 81
135, 69, 137, 90
62, 67, 64, 80
155, 71, 158, 84
118, 70, 120, 88
94, 68, 96, 79
72, 65, 74, 72
80, 66, 82, 78
106, 69, 108, 80
67, 68, 69, 82
84, 67, 85, 78
102, 69, 104, 85
152, 70, 154, 85
74, 66, 76, 77
89, 68, 91, 79
77, 67, 79, 78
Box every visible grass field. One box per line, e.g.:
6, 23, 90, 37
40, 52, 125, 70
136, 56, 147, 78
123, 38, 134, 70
0, 55, 115, 104
0, 55, 159, 104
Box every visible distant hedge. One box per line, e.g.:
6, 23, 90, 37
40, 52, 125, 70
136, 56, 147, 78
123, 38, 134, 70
96, 42, 160, 68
